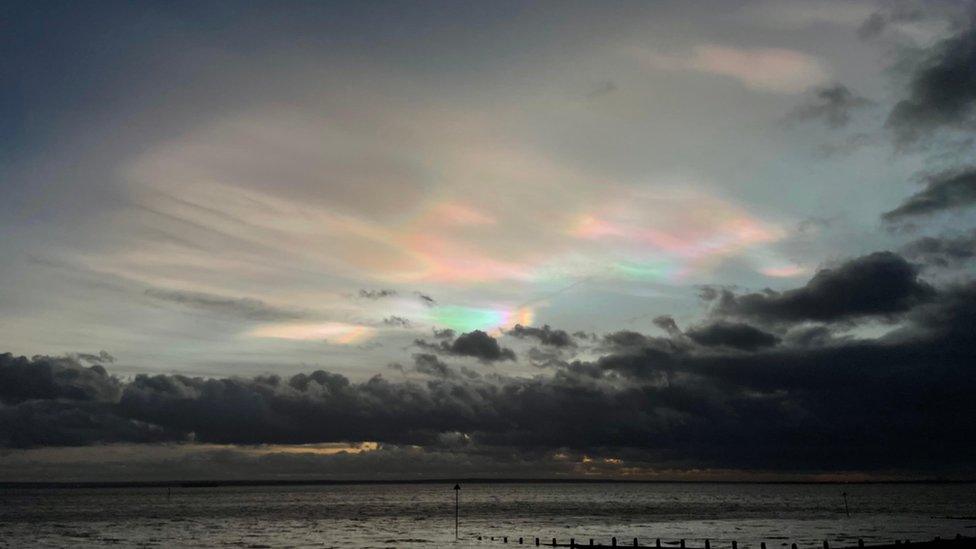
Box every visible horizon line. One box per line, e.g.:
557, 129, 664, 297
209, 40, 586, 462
3, 477, 975, 490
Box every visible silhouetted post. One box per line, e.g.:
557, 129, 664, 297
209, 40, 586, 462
535, 538, 540, 546
792, 543, 798, 549
454, 483, 460, 540
657, 540, 662, 548
761, 543, 766, 549
590, 540, 594, 547
733, 542, 738, 549
706, 540, 710, 549
552, 538, 557, 547
634, 539, 639, 547
858, 540, 864, 548
843, 492, 850, 517
571, 539, 575, 548
824, 541, 830, 549
504, 536, 508, 543
613, 538, 618, 547
520, 538, 524, 544
681, 540, 686, 548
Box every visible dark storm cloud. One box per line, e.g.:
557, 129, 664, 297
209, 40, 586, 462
0, 354, 178, 447
6, 252, 976, 471
786, 84, 872, 128
3, 274, 976, 471
145, 289, 306, 321
685, 321, 780, 351
358, 289, 397, 300
713, 252, 935, 323
507, 324, 575, 348
448, 330, 516, 362
0, 353, 121, 404
414, 330, 516, 362
886, 20, 976, 144
882, 168, 976, 221
601, 330, 654, 349
902, 230, 976, 266
0, 400, 179, 448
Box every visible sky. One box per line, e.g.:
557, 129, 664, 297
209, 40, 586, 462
2, 0, 976, 481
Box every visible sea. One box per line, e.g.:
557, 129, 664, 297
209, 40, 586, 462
1, 482, 974, 548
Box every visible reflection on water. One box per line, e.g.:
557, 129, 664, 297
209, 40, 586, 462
1, 483, 974, 548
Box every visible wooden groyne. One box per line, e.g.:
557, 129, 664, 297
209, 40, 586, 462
474, 534, 976, 549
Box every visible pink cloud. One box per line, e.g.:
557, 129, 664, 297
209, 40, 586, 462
639, 44, 829, 93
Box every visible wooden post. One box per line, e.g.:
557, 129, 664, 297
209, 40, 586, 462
706, 540, 710, 549
657, 540, 662, 549
733, 542, 738, 549
536, 538, 540, 547
613, 537, 618, 547
571, 539, 575, 548
634, 539, 639, 547
590, 540, 594, 547
681, 540, 686, 549
552, 538, 557, 547
761, 543, 766, 549
454, 484, 460, 541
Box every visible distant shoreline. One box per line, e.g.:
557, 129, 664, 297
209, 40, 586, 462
2, 478, 974, 490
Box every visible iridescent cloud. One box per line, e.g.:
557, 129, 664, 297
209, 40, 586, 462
248, 322, 375, 345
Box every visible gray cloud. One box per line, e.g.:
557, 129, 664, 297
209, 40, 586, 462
508, 324, 575, 348
883, 168, 976, 221
359, 289, 397, 300
902, 230, 976, 266
787, 84, 872, 128
383, 316, 411, 328
857, 5, 925, 40
886, 21, 976, 144
415, 330, 516, 363
652, 315, 682, 338
414, 292, 436, 307
145, 289, 306, 321
74, 351, 116, 364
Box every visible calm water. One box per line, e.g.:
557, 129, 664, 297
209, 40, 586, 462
1, 483, 974, 548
